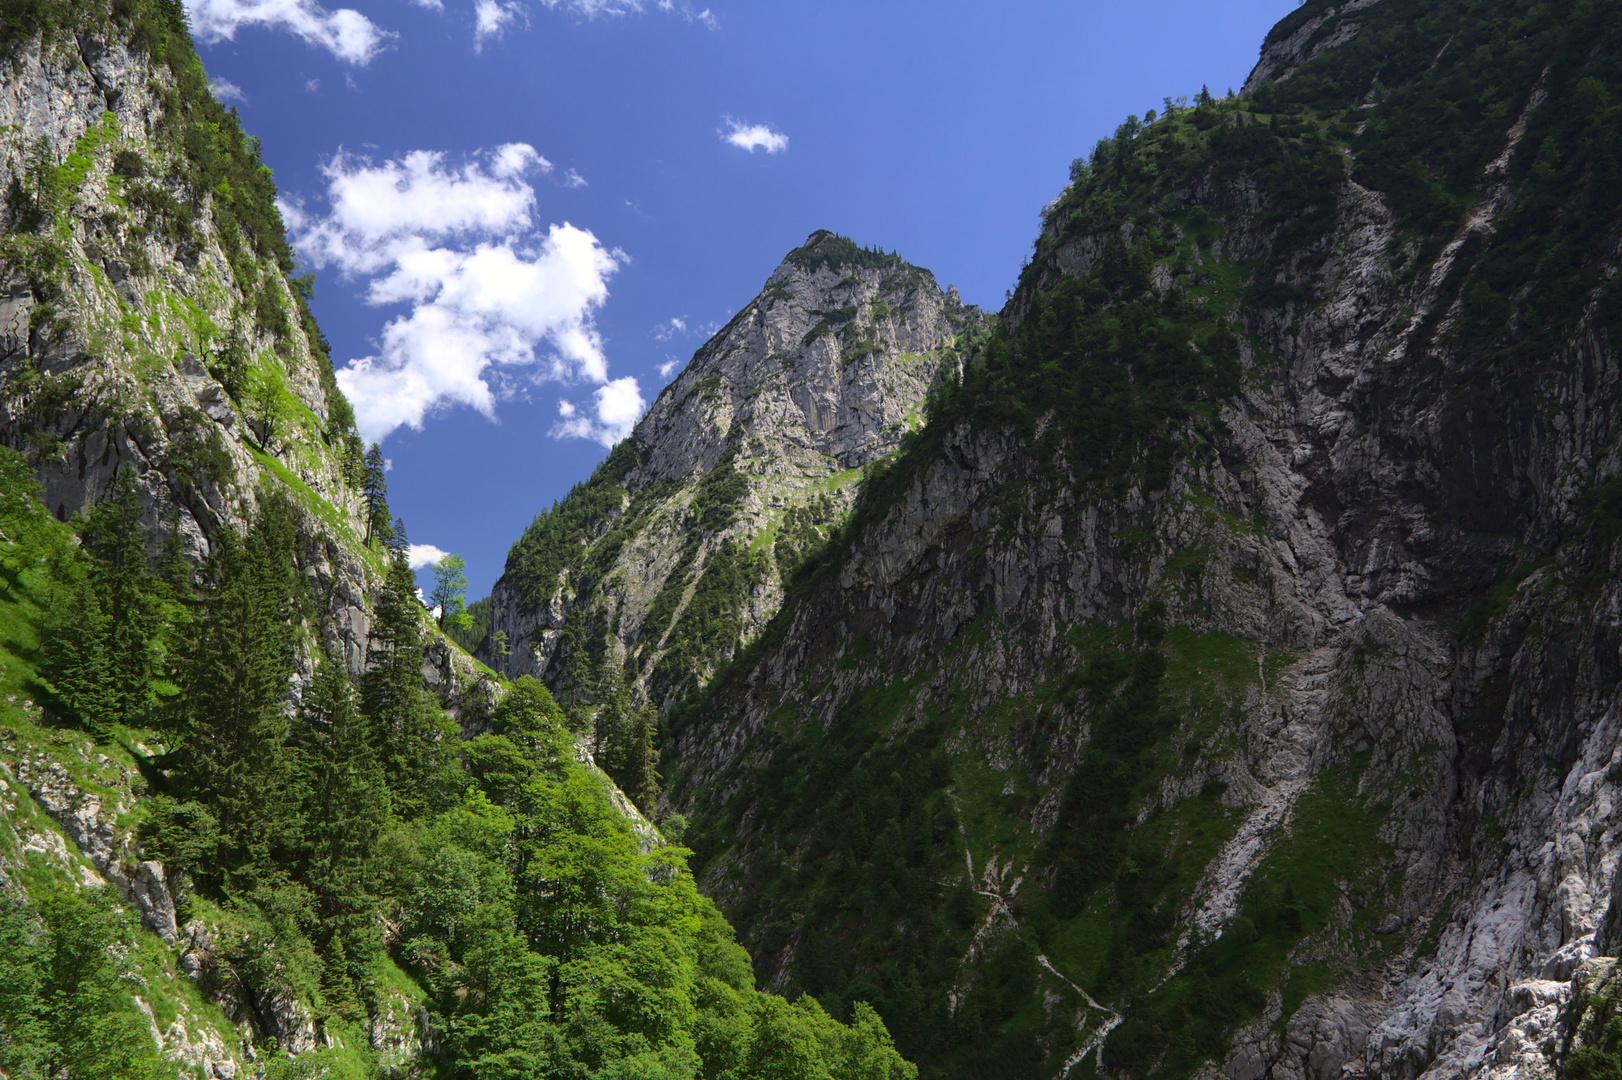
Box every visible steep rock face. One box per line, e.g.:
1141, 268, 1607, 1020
662, 3, 1622, 1079
0, 13, 457, 686
489, 232, 982, 701
0, 13, 498, 695
0, 12, 490, 1077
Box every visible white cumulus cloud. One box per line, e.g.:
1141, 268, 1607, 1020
283, 144, 633, 445
552, 377, 647, 447
408, 544, 450, 569
658, 358, 681, 379
722, 118, 788, 154
184, 0, 392, 64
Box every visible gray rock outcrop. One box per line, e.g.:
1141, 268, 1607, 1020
489, 232, 984, 700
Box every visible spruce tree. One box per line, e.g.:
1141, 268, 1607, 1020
387, 515, 409, 556
299, 648, 389, 905
591, 659, 631, 774
174, 497, 299, 878
81, 468, 166, 724
297, 649, 388, 1015
557, 616, 593, 733
42, 572, 113, 733
362, 444, 391, 546
361, 551, 450, 818
42, 467, 167, 736
624, 699, 661, 817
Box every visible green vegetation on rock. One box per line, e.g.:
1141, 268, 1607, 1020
0, 442, 917, 1079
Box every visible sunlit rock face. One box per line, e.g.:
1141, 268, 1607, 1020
488, 231, 984, 704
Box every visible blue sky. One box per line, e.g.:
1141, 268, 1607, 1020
187, 0, 1297, 600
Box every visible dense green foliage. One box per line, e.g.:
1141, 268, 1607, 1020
687, 676, 973, 1070
0, 445, 913, 1079
557, 620, 663, 816
0, 882, 170, 1080
1250, 0, 1622, 362
450, 595, 495, 656
678, 617, 1315, 1080
41, 465, 183, 736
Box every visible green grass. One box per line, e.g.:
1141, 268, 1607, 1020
247, 446, 377, 573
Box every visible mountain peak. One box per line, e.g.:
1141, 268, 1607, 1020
782, 229, 913, 276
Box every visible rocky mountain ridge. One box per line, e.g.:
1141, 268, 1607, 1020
0, 10, 925, 1080
628, 1, 1622, 1078
488, 231, 983, 703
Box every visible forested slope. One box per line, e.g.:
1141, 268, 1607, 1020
0, 5, 918, 1079
649, 2, 1622, 1079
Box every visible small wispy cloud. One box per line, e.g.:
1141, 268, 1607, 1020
652, 316, 687, 341
722, 118, 788, 154
541, 0, 714, 21
562, 168, 588, 189
553, 377, 647, 447
184, 0, 393, 64
658, 358, 681, 379
407, 543, 450, 569
209, 77, 248, 103
305, 77, 321, 92
411, 0, 443, 8
474, 0, 526, 48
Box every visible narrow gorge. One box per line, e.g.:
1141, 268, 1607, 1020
5, 1, 1622, 1080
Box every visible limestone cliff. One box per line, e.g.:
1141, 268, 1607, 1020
489, 232, 983, 703
0, 8, 487, 1075
655, 2, 1622, 1079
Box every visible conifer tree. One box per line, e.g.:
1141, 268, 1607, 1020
558, 616, 593, 732
387, 515, 410, 556
81, 468, 166, 723
624, 699, 661, 817
362, 444, 391, 546
42, 572, 113, 733
362, 550, 450, 818
299, 648, 389, 907
591, 659, 631, 773
297, 648, 388, 1015
42, 467, 167, 735
174, 497, 299, 877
